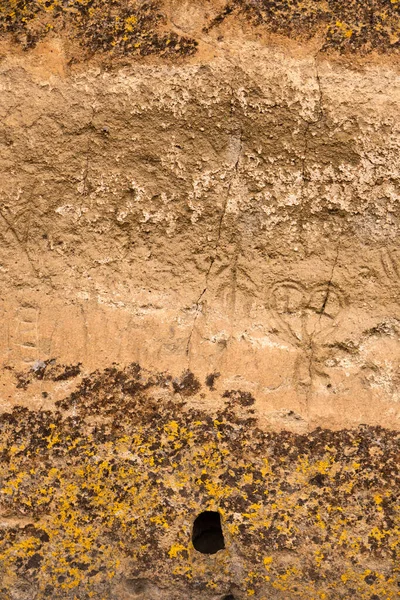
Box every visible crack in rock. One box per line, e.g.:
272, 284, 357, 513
186, 128, 243, 360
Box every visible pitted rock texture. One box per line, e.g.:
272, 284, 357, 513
0, 365, 399, 599
1, 2, 400, 597
0, 34, 399, 430
1, 0, 400, 55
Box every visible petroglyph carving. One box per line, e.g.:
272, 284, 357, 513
381, 249, 399, 282
16, 304, 39, 366
270, 281, 346, 393
270, 280, 346, 347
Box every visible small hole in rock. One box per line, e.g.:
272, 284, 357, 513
222, 596, 236, 600
192, 510, 225, 554
125, 578, 148, 594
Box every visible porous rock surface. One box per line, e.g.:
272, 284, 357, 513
0, 1, 400, 598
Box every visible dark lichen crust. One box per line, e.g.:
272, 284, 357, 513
1, 0, 399, 56
0, 0, 198, 57
0, 364, 399, 598
212, 0, 400, 54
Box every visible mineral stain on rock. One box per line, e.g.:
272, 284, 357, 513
0, 364, 399, 599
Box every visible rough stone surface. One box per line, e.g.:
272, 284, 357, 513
0, 367, 400, 599
0, 1, 400, 598
1, 0, 400, 55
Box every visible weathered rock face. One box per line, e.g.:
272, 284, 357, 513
0, 1, 399, 598
1, 370, 400, 599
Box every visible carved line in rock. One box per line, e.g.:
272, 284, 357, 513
381, 248, 399, 283
269, 280, 347, 397
269, 280, 347, 348
15, 304, 39, 367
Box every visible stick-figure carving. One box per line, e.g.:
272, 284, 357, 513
269, 280, 346, 392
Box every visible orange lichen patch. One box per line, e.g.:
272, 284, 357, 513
0, 0, 197, 56
0, 364, 399, 598
208, 0, 400, 54
1, 0, 400, 55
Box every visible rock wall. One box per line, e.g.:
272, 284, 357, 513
0, 1, 399, 598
